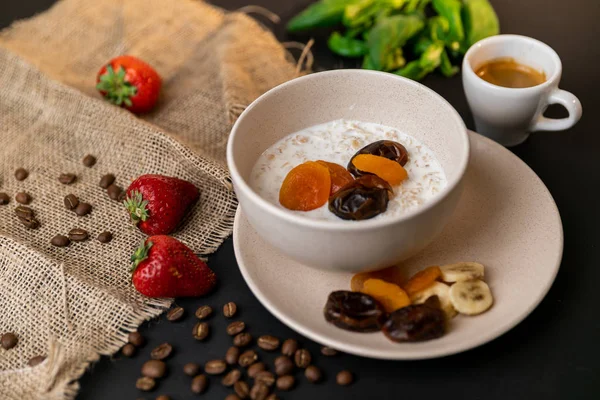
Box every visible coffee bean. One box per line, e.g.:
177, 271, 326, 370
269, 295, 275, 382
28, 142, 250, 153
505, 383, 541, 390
234, 381, 250, 399
233, 332, 252, 347
15, 205, 34, 219
225, 346, 241, 365
238, 350, 258, 367
75, 202, 92, 216
190, 374, 208, 394
64, 194, 79, 210
142, 360, 167, 379
223, 302, 237, 318
15, 168, 28, 181
15, 192, 31, 205
136, 376, 156, 391
121, 343, 136, 357
276, 375, 294, 391
274, 356, 293, 377
192, 322, 209, 341
155, 396, 171, 400
0, 193, 9, 205
151, 343, 173, 360
321, 346, 338, 356
226, 321, 245, 336
128, 331, 145, 347
107, 184, 123, 201
58, 173, 77, 185
254, 371, 275, 387
336, 370, 353, 386
118, 191, 127, 202
305, 365, 322, 383
294, 349, 311, 368
281, 339, 298, 357
266, 394, 279, 400
18, 215, 40, 229
183, 362, 201, 377
204, 359, 227, 375
247, 362, 266, 378
257, 335, 279, 351
82, 154, 96, 167
99, 174, 116, 189
195, 305, 212, 320
1, 332, 18, 350
68, 228, 89, 242
97, 231, 113, 243
222, 369, 242, 387
226, 395, 242, 400
166, 306, 184, 322
250, 382, 269, 400
28, 355, 46, 367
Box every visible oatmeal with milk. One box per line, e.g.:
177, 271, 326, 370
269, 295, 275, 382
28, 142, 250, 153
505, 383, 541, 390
250, 120, 447, 221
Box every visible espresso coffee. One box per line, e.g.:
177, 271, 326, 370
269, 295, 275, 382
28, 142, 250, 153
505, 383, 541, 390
475, 58, 546, 88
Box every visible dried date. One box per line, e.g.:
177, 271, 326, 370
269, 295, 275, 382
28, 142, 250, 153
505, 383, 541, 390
324, 290, 385, 332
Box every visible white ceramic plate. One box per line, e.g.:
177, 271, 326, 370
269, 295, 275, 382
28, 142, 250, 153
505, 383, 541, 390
233, 131, 563, 360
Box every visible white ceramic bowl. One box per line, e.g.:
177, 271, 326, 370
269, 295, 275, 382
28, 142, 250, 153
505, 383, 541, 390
227, 70, 469, 273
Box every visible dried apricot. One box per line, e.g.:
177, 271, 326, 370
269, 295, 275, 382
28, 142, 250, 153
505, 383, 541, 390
351, 154, 408, 186
403, 266, 442, 296
351, 266, 407, 291
279, 161, 331, 211
316, 160, 354, 195
360, 279, 411, 313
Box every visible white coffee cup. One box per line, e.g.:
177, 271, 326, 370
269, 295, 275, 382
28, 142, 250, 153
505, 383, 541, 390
462, 34, 582, 146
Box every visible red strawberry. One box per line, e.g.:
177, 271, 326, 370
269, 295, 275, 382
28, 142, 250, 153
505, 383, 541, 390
124, 174, 200, 235
96, 55, 161, 114
131, 235, 217, 298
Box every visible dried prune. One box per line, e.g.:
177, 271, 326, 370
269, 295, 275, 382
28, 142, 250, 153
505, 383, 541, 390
348, 140, 409, 177
324, 290, 386, 332
328, 175, 391, 220
382, 295, 446, 342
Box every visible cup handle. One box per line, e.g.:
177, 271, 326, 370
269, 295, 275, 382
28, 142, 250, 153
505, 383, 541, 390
531, 89, 582, 132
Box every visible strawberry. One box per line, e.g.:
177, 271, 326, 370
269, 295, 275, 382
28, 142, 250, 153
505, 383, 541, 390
124, 174, 200, 235
131, 235, 216, 298
96, 55, 161, 114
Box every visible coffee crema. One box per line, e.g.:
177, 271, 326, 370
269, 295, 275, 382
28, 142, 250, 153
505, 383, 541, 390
475, 58, 546, 88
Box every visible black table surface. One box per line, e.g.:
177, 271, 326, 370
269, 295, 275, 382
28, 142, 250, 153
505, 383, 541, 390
1, 1, 599, 399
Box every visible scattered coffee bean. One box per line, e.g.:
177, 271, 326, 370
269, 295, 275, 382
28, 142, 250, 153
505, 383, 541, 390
294, 349, 311, 368
18, 215, 40, 229
305, 365, 322, 383
191, 374, 208, 394
28, 355, 46, 367
15, 168, 28, 181
82, 154, 96, 167
97, 231, 113, 243
234, 381, 250, 399
226, 395, 242, 400
192, 322, 209, 341
226, 321, 245, 336
247, 362, 266, 378
155, 396, 170, 400
15, 192, 31, 205
233, 332, 252, 347
1, 332, 18, 350
68, 228, 89, 242
166, 306, 185, 322
321, 346, 338, 356
118, 191, 127, 202
75, 202, 92, 216
336, 370, 354, 386
195, 305, 212, 320
226, 346, 241, 365
15, 205, 34, 219
183, 362, 201, 377
0, 193, 9, 205
223, 302, 237, 318
99, 174, 116, 189
129, 331, 145, 347
238, 350, 258, 367
276, 375, 295, 391
64, 194, 79, 210
266, 394, 279, 400
121, 343, 136, 357
254, 371, 275, 387
107, 184, 123, 201
151, 343, 173, 360
136, 376, 156, 391
142, 360, 167, 379
250, 382, 269, 400
205, 359, 227, 375
274, 356, 293, 376
58, 173, 77, 185
222, 369, 242, 387
281, 339, 298, 357
257, 335, 279, 351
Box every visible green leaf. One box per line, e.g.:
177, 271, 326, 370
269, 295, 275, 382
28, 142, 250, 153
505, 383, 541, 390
367, 14, 425, 71
328, 31, 369, 57
461, 0, 499, 51
287, 0, 361, 32
431, 0, 465, 45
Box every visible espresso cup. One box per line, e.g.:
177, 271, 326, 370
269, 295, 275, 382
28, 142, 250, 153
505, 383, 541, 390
462, 34, 582, 146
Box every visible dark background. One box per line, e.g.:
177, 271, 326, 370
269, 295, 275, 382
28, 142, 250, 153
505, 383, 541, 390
1, 1, 599, 399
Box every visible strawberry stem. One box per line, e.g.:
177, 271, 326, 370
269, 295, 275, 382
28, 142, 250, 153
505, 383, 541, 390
96, 65, 138, 107
124, 190, 149, 224
130, 240, 153, 272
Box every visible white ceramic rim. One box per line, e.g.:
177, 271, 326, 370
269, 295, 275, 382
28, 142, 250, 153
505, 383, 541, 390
233, 132, 564, 360
463, 34, 563, 93
226, 69, 470, 232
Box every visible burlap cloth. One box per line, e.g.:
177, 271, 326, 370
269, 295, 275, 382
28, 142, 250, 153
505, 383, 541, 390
0, 0, 301, 398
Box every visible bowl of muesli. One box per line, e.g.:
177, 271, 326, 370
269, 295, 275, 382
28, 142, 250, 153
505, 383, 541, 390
227, 70, 469, 272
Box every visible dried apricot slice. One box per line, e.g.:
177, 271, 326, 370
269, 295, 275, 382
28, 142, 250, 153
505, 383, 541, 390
403, 266, 442, 296
279, 161, 331, 211
351, 154, 408, 186
350, 266, 407, 292
316, 160, 354, 195
360, 279, 411, 313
